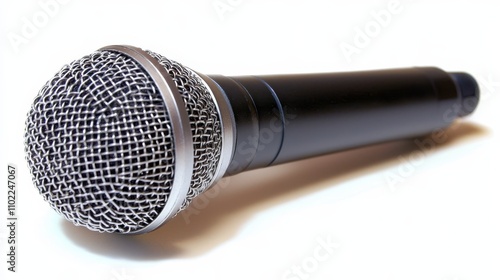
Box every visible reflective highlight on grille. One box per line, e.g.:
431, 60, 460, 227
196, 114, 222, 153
25, 48, 223, 233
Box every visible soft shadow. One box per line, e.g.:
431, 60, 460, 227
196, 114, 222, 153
62, 122, 487, 260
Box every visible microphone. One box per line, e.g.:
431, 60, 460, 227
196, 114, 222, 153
24, 45, 480, 234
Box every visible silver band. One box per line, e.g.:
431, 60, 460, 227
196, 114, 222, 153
194, 71, 235, 186
100, 45, 194, 234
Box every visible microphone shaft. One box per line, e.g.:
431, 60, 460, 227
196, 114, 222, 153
209, 67, 479, 175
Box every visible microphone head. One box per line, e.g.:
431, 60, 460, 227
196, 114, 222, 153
24, 46, 233, 234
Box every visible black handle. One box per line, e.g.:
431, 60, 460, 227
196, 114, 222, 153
209, 67, 479, 175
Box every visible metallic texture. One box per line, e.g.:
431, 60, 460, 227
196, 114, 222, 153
193, 72, 235, 186
102, 45, 194, 234
145, 50, 223, 209
25, 46, 228, 234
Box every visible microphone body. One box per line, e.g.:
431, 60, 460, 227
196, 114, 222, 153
24, 45, 480, 234
210, 68, 478, 175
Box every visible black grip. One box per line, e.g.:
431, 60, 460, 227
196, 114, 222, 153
209, 67, 479, 175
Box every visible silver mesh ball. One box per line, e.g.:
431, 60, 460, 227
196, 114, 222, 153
25, 49, 222, 233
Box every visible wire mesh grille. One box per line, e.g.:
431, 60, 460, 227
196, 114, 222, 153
25, 48, 224, 233
25, 51, 176, 233
146, 51, 222, 212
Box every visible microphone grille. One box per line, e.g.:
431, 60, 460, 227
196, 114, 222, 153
25, 49, 222, 233
146, 50, 223, 206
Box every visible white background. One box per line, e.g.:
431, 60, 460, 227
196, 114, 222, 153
1, 0, 499, 279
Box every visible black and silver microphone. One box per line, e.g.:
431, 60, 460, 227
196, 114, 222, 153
25, 45, 480, 234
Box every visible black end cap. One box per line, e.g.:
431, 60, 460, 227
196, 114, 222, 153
449, 72, 480, 117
